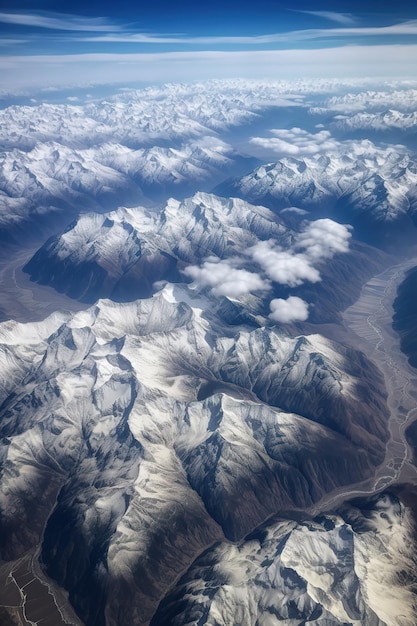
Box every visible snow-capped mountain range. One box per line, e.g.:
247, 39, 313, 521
2, 79, 417, 245
23, 192, 292, 301
2, 79, 417, 626
24, 190, 377, 327
0, 138, 253, 236
1, 80, 283, 238
217, 145, 417, 231
0, 282, 389, 625
154, 493, 417, 626
331, 109, 417, 133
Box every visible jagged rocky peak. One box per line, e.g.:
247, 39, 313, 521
0, 283, 390, 625
23, 186, 377, 331
23, 192, 288, 302
2, 79, 296, 242
215, 149, 417, 245
152, 492, 417, 626
173, 392, 378, 539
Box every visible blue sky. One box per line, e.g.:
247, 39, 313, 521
1, 2, 417, 91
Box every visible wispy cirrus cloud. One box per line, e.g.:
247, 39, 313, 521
77, 20, 417, 45
79, 33, 292, 44
1, 10, 417, 49
292, 10, 357, 26
0, 38, 27, 45
0, 11, 119, 32
1, 45, 417, 89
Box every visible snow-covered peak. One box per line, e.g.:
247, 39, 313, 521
24, 190, 357, 328
154, 493, 417, 626
0, 280, 391, 624
219, 147, 417, 225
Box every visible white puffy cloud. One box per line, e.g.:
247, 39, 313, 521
248, 218, 351, 287
249, 241, 321, 287
182, 216, 351, 318
188, 135, 233, 154
295, 218, 352, 260
269, 297, 309, 323
250, 127, 339, 156
183, 258, 270, 297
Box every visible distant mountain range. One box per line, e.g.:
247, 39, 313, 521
215, 148, 417, 245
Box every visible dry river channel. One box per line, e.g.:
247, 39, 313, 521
310, 255, 417, 514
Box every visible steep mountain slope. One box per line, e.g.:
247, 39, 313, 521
23, 191, 389, 325
216, 147, 417, 246
0, 285, 389, 625
393, 265, 417, 368
2, 79, 417, 626
153, 493, 417, 626
23, 192, 289, 302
